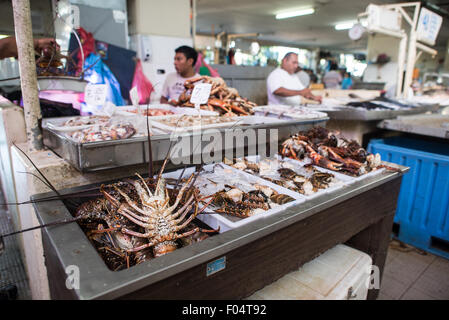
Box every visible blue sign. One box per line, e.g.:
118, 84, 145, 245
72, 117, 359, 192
206, 256, 226, 277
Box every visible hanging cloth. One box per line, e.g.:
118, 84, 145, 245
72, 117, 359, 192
131, 59, 154, 104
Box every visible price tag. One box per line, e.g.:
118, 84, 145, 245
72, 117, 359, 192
84, 84, 107, 106
190, 83, 211, 122
190, 83, 212, 106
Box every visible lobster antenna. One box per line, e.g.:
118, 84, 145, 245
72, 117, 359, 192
154, 130, 178, 188
13, 143, 63, 198
0, 191, 103, 207
146, 102, 154, 180
0, 216, 82, 239
17, 171, 53, 190
174, 165, 187, 189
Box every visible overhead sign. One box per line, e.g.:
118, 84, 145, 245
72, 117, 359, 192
416, 7, 442, 46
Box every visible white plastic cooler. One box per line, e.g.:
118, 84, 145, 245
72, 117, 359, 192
247, 244, 373, 300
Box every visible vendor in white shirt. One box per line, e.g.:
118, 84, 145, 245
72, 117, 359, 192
160, 45, 200, 105
267, 52, 322, 106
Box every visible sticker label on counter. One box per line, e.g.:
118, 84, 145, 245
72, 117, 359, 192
206, 256, 226, 277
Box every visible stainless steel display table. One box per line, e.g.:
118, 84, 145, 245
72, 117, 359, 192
322, 104, 440, 145
378, 114, 449, 139
42, 117, 327, 172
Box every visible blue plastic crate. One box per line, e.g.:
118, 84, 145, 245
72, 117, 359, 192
368, 137, 449, 260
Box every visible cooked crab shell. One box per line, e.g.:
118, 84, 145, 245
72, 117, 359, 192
293, 175, 307, 183
253, 184, 277, 198
270, 194, 295, 205
302, 180, 314, 195
366, 153, 381, 168
225, 188, 243, 203
232, 161, 247, 171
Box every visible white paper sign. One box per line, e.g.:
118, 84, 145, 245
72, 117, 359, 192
190, 83, 212, 106
130, 87, 139, 107
84, 84, 107, 106
416, 7, 442, 46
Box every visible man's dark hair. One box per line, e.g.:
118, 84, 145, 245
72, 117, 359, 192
283, 52, 298, 61
329, 62, 339, 71
175, 45, 198, 66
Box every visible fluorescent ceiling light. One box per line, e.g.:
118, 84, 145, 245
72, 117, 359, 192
276, 8, 315, 20
335, 20, 368, 30
335, 21, 355, 30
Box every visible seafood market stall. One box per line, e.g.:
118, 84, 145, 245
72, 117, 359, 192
27, 125, 408, 300
31, 157, 407, 300
3, 71, 407, 300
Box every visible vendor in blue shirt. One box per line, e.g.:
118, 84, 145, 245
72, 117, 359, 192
341, 72, 353, 90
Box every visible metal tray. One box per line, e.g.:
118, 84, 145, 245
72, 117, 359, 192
31, 161, 407, 299
316, 103, 440, 121
378, 114, 449, 139
42, 116, 329, 172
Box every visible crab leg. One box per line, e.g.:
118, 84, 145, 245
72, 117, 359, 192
165, 173, 195, 215
121, 228, 155, 239
100, 186, 121, 208
131, 180, 152, 206
173, 202, 199, 232
171, 194, 195, 219
117, 206, 152, 228
174, 227, 220, 240
87, 226, 121, 235
229, 104, 249, 115
126, 239, 160, 253
112, 186, 148, 216
119, 204, 156, 223
135, 173, 152, 197
171, 202, 195, 226
289, 145, 298, 160
300, 141, 343, 171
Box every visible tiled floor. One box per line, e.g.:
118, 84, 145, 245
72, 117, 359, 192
378, 240, 449, 300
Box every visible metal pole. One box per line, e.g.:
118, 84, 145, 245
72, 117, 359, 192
12, 0, 44, 152
396, 33, 407, 98
403, 3, 421, 99
192, 0, 197, 49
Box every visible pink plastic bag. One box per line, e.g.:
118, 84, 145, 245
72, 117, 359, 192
195, 53, 220, 78
132, 59, 154, 104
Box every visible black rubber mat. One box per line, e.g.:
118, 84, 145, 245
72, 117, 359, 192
0, 183, 31, 300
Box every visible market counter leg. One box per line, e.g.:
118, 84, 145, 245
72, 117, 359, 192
345, 204, 397, 300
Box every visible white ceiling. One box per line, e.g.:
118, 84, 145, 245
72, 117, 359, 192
196, 0, 449, 52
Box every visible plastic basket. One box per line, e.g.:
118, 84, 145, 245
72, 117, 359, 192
368, 137, 449, 260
